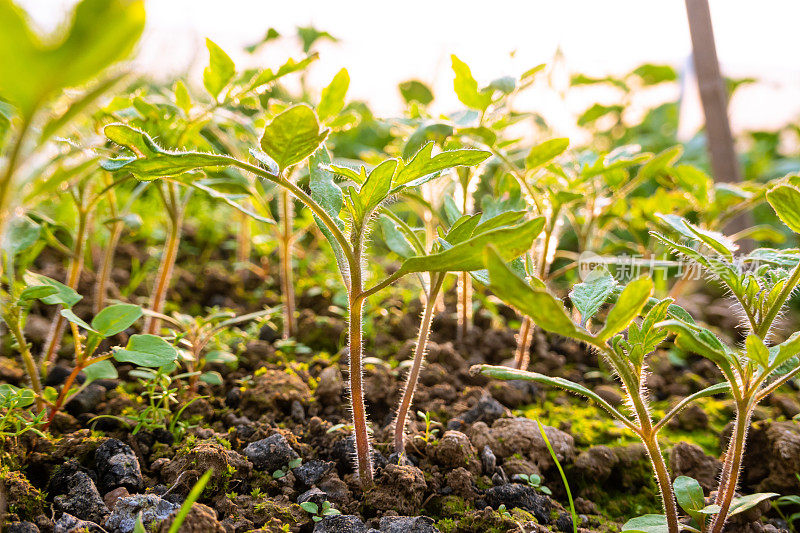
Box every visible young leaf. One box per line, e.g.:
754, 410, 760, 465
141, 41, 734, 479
260, 104, 329, 171
474, 365, 635, 430
103, 123, 230, 179
23, 272, 82, 307
174, 80, 191, 115
60, 309, 97, 333
379, 216, 417, 259
356, 159, 397, 216
569, 268, 618, 326
727, 493, 779, 518
621, 514, 669, 533
597, 277, 653, 341
203, 39, 235, 100
483, 244, 594, 344
19, 285, 58, 301
770, 331, 800, 369
673, 476, 706, 524
91, 303, 142, 338
4, 216, 40, 256
451, 55, 492, 112
393, 142, 490, 190
766, 184, 800, 234
745, 334, 770, 368
309, 147, 349, 281
113, 334, 178, 368
399, 218, 544, 275
318, 68, 349, 122
84, 359, 118, 382
0, 0, 145, 117
525, 138, 569, 170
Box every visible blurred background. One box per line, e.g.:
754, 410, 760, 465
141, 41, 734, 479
16, 0, 800, 144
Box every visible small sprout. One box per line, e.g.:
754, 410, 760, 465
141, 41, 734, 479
513, 473, 552, 495
300, 500, 341, 522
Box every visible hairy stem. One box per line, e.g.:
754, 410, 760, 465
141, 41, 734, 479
349, 291, 373, 486
457, 270, 472, 342
514, 316, 533, 370
710, 401, 753, 533
394, 274, 444, 454
144, 195, 184, 335
278, 187, 296, 338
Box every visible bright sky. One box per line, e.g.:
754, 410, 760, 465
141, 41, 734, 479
19, 0, 800, 137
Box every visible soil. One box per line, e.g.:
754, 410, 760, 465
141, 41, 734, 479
2, 242, 799, 533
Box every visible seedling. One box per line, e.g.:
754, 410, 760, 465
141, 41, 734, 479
380, 203, 542, 454
100, 104, 548, 485
415, 410, 440, 444
300, 500, 341, 523
473, 246, 728, 533
641, 180, 800, 532
272, 457, 302, 479
513, 473, 551, 496
142, 306, 277, 391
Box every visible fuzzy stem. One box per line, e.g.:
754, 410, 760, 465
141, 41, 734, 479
756, 259, 800, 338
278, 187, 296, 338
514, 316, 533, 370
710, 401, 753, 533
349, 291, 373, 486
394, 274, 444, 454
642, 432, 680, 533
41, 207, 91, 369
144, 195, 184, 335
456, 270, 472, 342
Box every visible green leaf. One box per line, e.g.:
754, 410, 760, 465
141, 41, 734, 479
260, 104, 329, 171
727, 493, 779, 517
379, 216, 417, 259
174, 80, 191, 115
569, 268, 618, 326
318, 68, 349, 122
770, 331, 800, 369
91, 303, 142, 338
19, 285, 58, 301
0, 0, 145, 118
597, 276, 653, 341
525, 138, 569, 170
399, 80, 433, 105
656, 319, 733, 369
60, 309, 97, 333
309, 147, 349, 278
474, 364, 635, 429
767, 184, 800, 234
483, 244, 594, 343
399, 218, 544, 275
300, 501, 319, 514
355, 159, 396, 217
451, 55, 492, 112
393, 142, 490, 191
745, 334, 770, 368
621, 514, 669, 533
199, 371, 223, 385
103, 123, 230, 179
4, 216, 40, 256
673, 476, 706, 523
23, 272, 81, 307
113, 334, 178, 368
203, 39, 235, 100
84, 359, 118, 383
